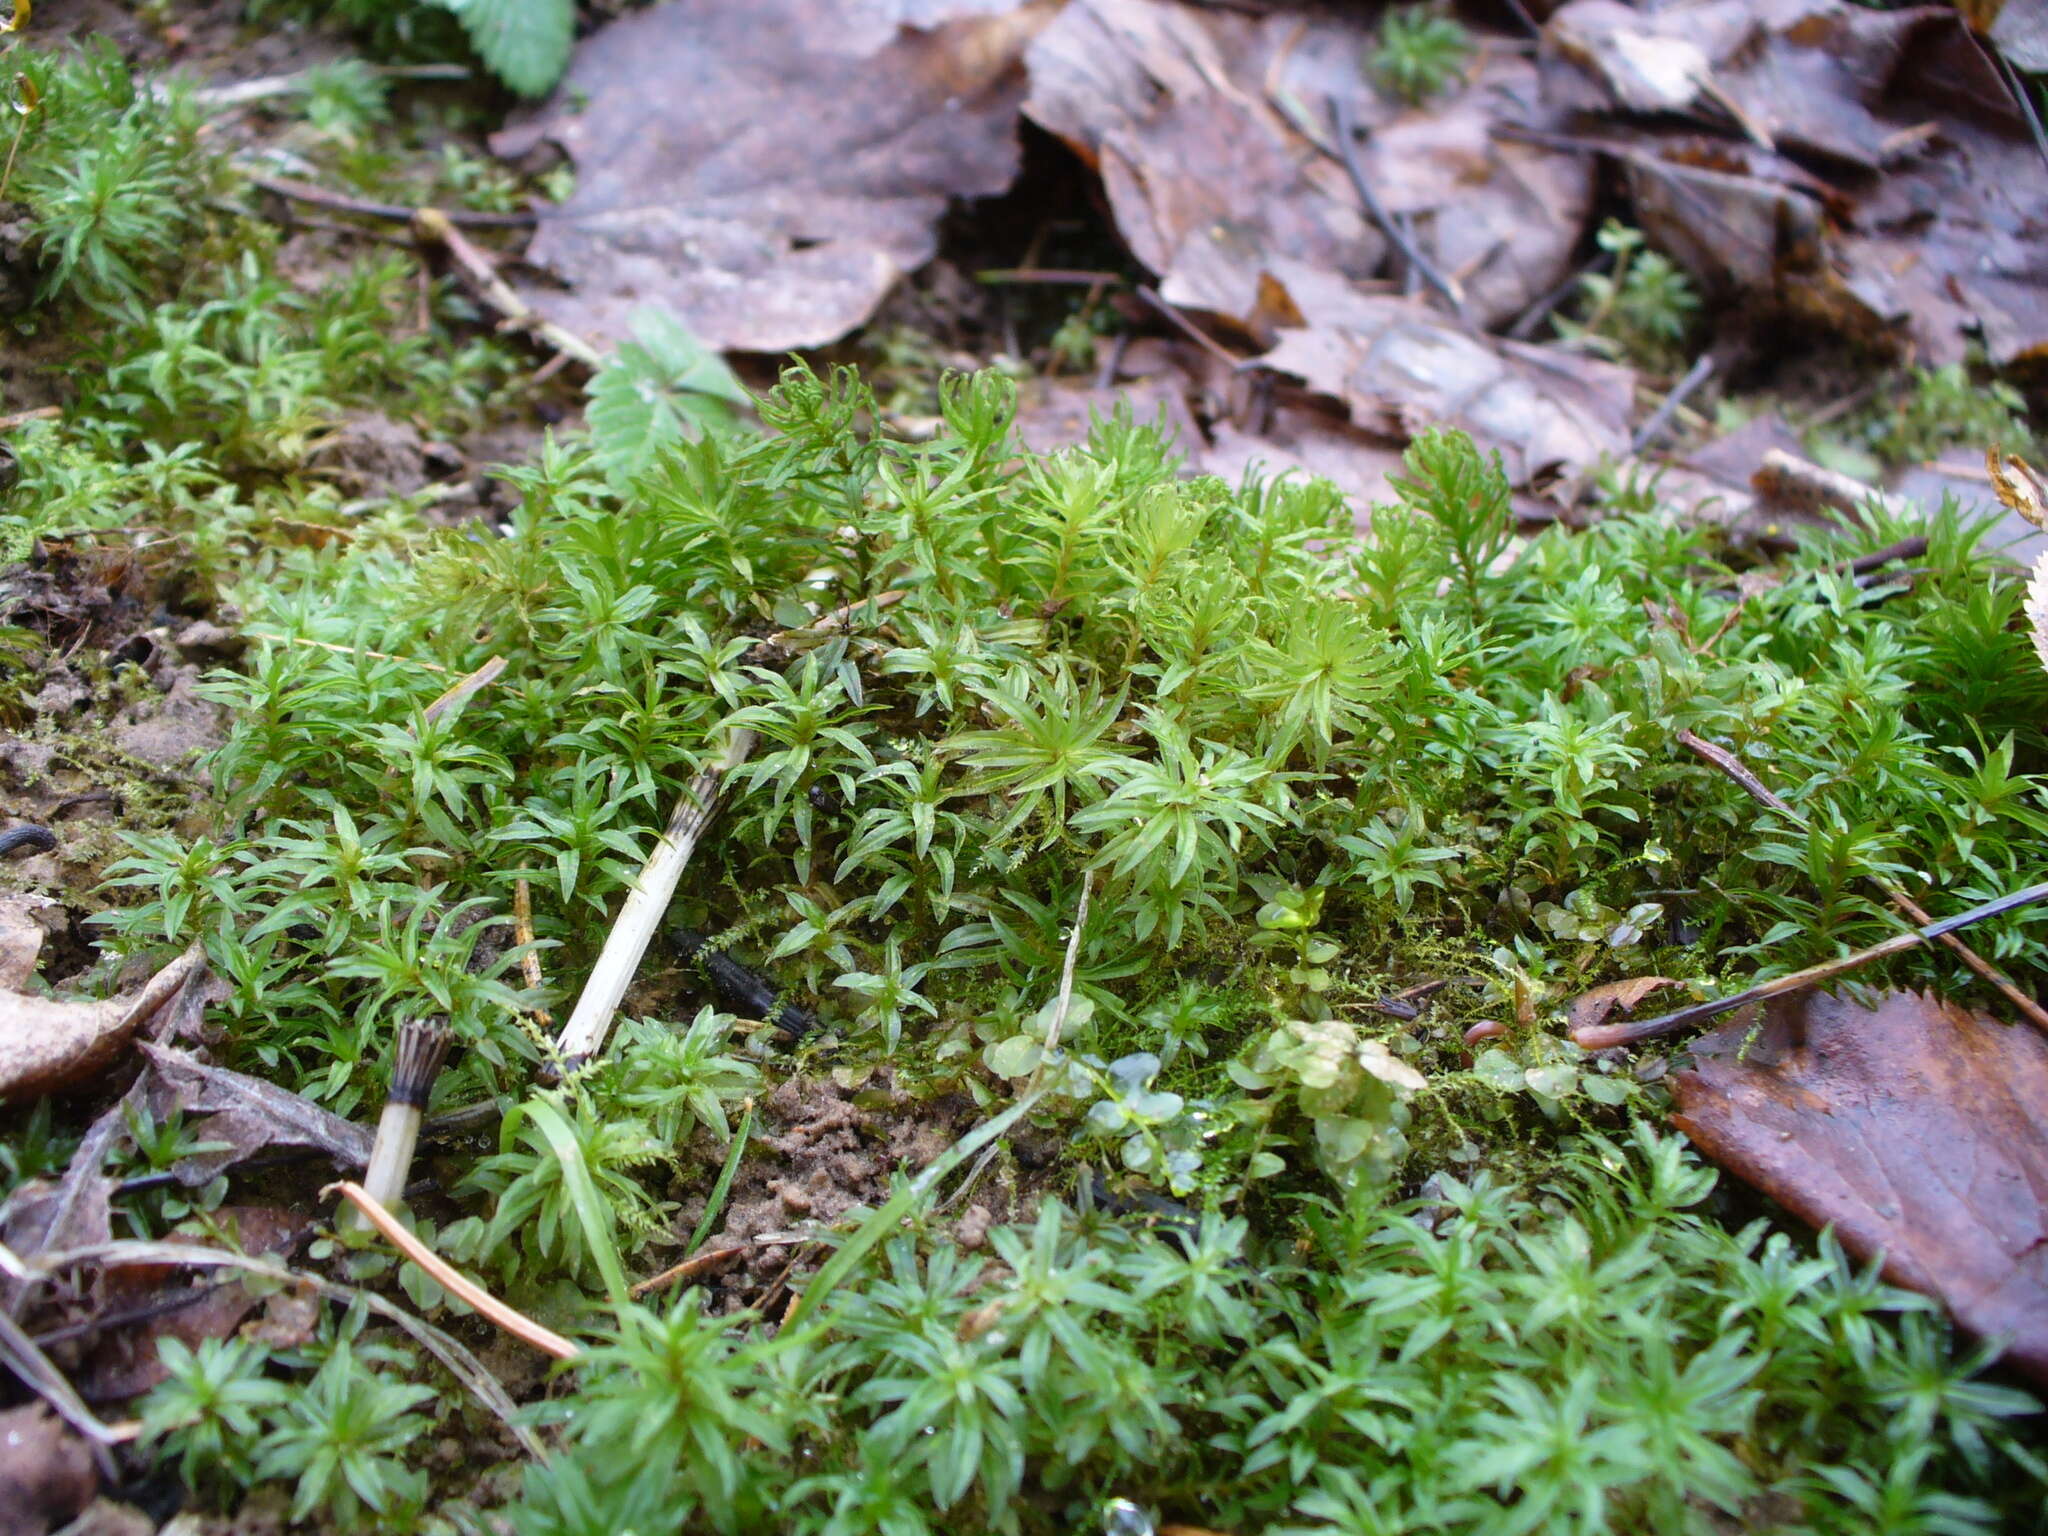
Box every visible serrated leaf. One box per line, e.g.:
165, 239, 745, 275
586, 306, 747, 486
443, 0, 575, 98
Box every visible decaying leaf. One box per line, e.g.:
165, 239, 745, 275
76, 1207, 310, 1400
0, 942, 205, 1105
1672, 989, 2048, 1384
0, 893, 55, 992
132, 1042, 372, 1185
1540, 0, 2048, 365
1544, 0, 1943, 168
1025, 0, 1591, 332
0, 1405, 97, 1532
495, 0, 1053, 353
1569, 975, 1679, 1037
1255, 258, 1635, 494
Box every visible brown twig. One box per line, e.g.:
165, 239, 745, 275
1133, 286, 1246, 371
513, 876, 552, 1027
1631, 354, 1716, 454
249, 172, 534, 228
328, 1182, 580, 1359
1574, 876, 2048, 1049
0, 404, 61, 431
411, 207, 604, 370
977, 268, 1125, 286
1328, 95, 1467, 320
629, 1245, 748, 1300
1507, 251, 1611, 341
1675, 729, 2048, 1036
1753, 448, 1913, 520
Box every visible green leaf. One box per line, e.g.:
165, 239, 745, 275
516, 1095, 632, 1311
442, 0, 575, 97
587, 307, 748, 486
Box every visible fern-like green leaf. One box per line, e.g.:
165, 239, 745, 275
586, 306, 749, 486
443, 0, 575, 98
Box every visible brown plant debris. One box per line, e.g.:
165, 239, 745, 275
1672, 989, 2048, 1385
494, 0, 1056, 354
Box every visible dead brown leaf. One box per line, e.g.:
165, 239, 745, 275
1672, 989, 2048, 1385
76, 1207, 309, 1400
0, 1405, 97, 1533
1539, 0, 2048, 365
1025, 0, 1591, 332
1255, 258, 1635, 495
1544, 0, 1941, 169
0, 894, 55, 992
495, 0, 1053, 353
0, 942, 205, 1105
1569, 975, 1678, 1036
132, 1042, 373, 1186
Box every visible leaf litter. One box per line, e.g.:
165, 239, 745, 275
1673, 989, 2048, 1386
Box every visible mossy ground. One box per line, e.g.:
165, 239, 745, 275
3, 11, 2048, 1536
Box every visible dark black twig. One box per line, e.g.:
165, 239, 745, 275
673, 929, 818, 1038
1507, 251, 1611, 340
0, 825, 56, 859
1631, 354, 1716, 454
1573, 878, 2048, 1049
1328, 95, 1467, 321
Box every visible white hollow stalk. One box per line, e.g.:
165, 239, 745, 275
551, 728, 757, 1069
349, 1019, 455, 1229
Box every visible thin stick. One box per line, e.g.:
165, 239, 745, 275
1328, 95, 1466, 320
274, 634, 453, 673
513, 876, 552, 1027
630, 1245, 748, 1301
977, 268, 1125, 286
195, 62, 471, 107
412, 208, 603, 370
1676, 730, 2048, 1036
1039, 873, 1093, 1063
0, 404, 60, 431
1134, 286, 1246, 371
1631, 354, 1715, 453
548, 591, 908, 1070
1507, 252, 1611, 341
1573, 878, 2048, 1049
327, 1182, 579, 1359
28, 1239, 547, 1458
248, 172, 534, 228
353, 1021, 455, 1222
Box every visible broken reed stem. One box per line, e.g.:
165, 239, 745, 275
550, 730, 757, 1069
1328, 94, 1467, 320
354, 1020, 455, 1223
513, 876, 552, 1028
1575, 877, 2048, 1049
1038, 873, 1093, 1064
327, 1182, 580, 1360
1675, 729, 2048, 1037
1630, 353, 1715, 454
547, 591, 909, 1072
